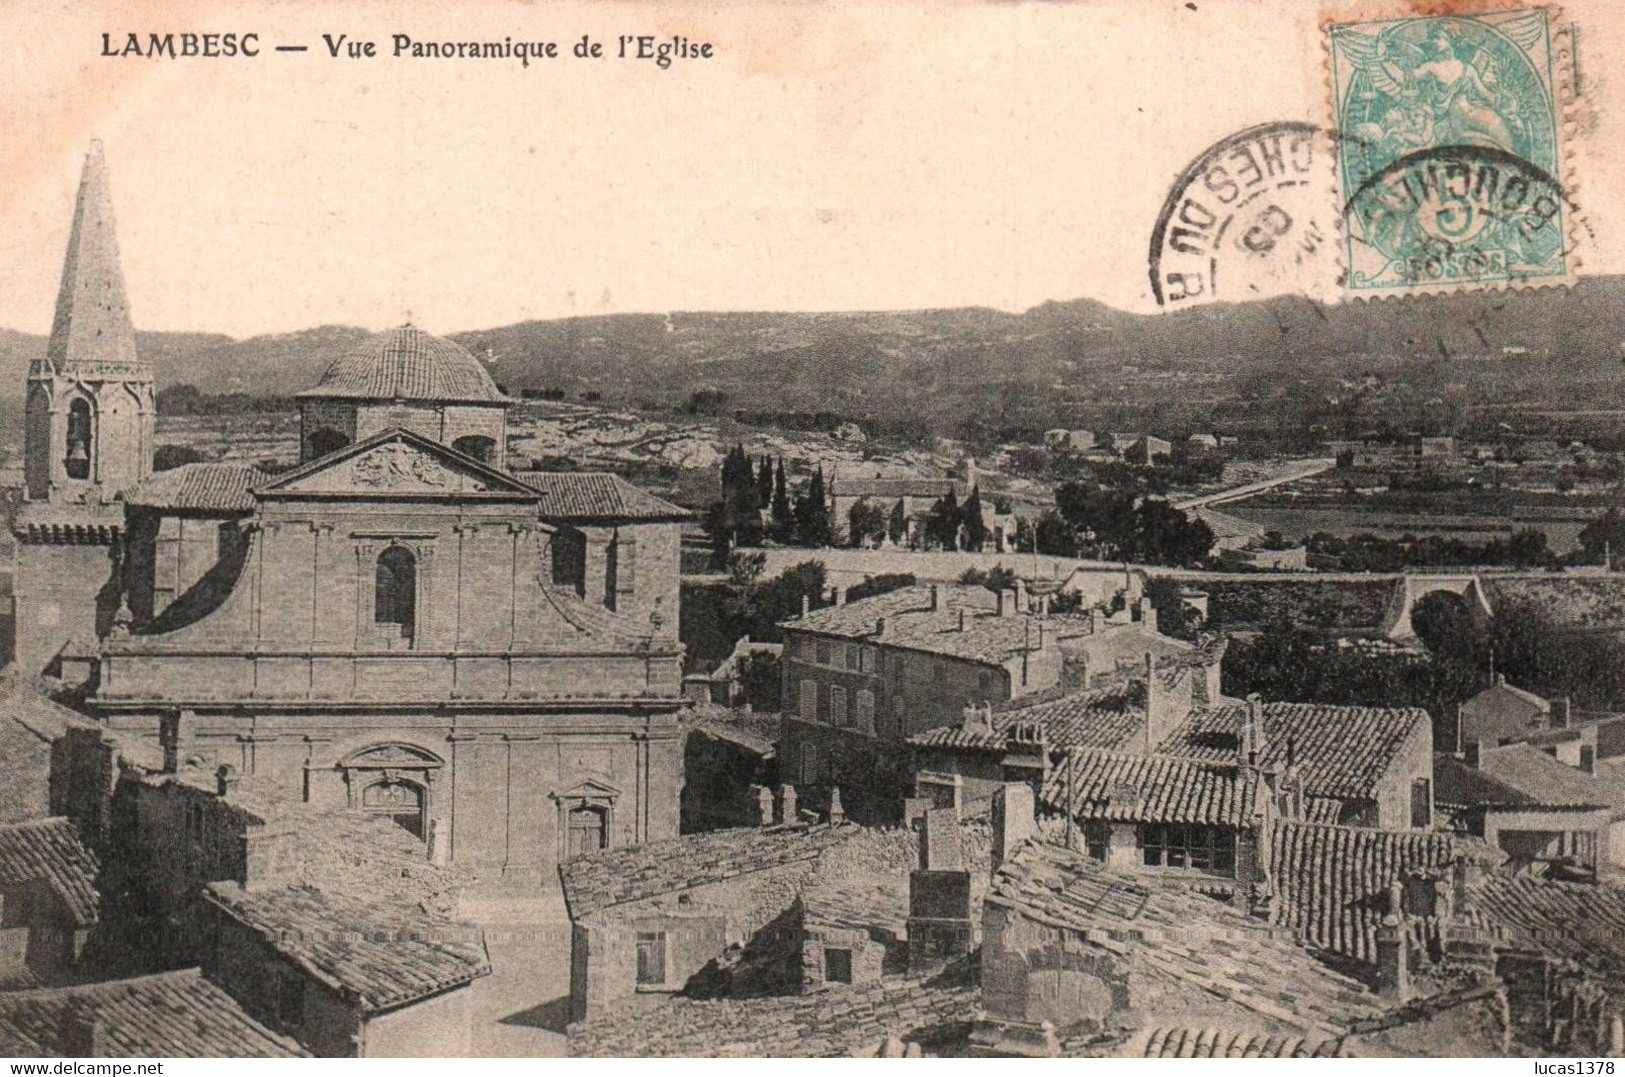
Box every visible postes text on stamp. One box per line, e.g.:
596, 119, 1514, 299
1329, 7, 1571, 294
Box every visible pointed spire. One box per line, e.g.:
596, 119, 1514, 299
46, 141, 140, 374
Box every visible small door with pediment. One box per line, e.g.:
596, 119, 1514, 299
567, 805, 608, 857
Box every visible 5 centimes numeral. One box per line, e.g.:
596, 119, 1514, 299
1329, 7, 1573, 294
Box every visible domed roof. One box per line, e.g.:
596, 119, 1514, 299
296, 325, 508, 404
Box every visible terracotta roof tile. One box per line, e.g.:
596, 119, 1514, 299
1267, 820, 1490, 964
518, 470, 690, 520
1042, 749, 1263, 827
126, 463, 263, 513
989, 842, 1380, 1037
202, 884, 489, 1011
1471, 873, 1625, 984
1433, 753, 1534, 811
787, 585, 1093, 667
0, 817, 98, 926
559, 823, 852, 919
0, 969, 305, 1057
1158, 702, 1428, 800
1478, 744, 1612, 809
568, 974, 977, 1057
295, 325, 508, 403
912, 682, 1147, 754
1125, 1026, 1356, 1058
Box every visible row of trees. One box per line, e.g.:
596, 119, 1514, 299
1015, 482, 1214, 567
704, 447, 836, 566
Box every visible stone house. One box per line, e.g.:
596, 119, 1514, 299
0, 817, 99, 987
779, 582, 1182, 823
1434, 745, 1614, 877
201, 883, 488, 1057
1457, 676, 1559, 760
680, 711, 778, 833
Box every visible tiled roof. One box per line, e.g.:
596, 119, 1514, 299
0, 817, 99, 926
989, 842, 1380, 1037
1124, 1027, 1355, 1058
1472, 873, 1625, 984
559, 823, 852, 919
0, 969, 305, 1058
519, 470, 690, 520
786, 585, 1093, 666
801, 870, 910, 936
1478, 744, 1612, 810
125, 463, 263, 513
295, 324, 508, 403
913, 681, 1148, 754
1433, 753, 1534, 811
0, 682, 95, 825
569, 974, 977, 1057
1303, 797, 1344, 825
690, 715, 778, 758
202, 884, 489, 1011
1157, 702, 1428, 800
1268, 820, 1491, 964
1041, 749, 1263, 827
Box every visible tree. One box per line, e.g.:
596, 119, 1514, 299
795, 466, 833, 547
847, 498, 888, 547
1579, 507, 1625, 568
770, 459, 792, 539
961, 486, 988, 552
756, 455, 774, 510
847, 573, 917, 603
1034, 510, 1079, 556
153, 444, 209, 472
1140, 576, 1200, 641
960, 564, 1019, 593
925, 489, 961, 550
1123, 500, 1214, 567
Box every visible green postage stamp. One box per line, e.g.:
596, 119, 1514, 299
1328, 7, 1573, 295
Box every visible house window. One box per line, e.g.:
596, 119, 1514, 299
816, 640, 832, 666
1139, 824, 1235, 875
1410, 778, 1431, 829
550, 529, 587, 593
799, 679, 818, 722
824, 948, 853, 984
375, 546, 417, 641
1581, 746, 1596, 773
831, 685, 849, 727
275, 969, 306, 1027
1085, 822, 1110, 863
857, 690, 875, 734
800, 743, 821, 785
636, 931, 667, 987
845, 646, 861, 671
64, 399, 93, 480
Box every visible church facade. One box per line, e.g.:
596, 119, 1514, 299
14, 143, 692, 875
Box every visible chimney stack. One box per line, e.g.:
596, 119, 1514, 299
160, 710, 196, 774
1376, 880, 1411, 1003
991, 782, 1037, 870
1014, 579, 1028, 613
876, 615, 889, 638
931, 584, 944, 611
1242, 694, 1267, 768
216, 763, 239, 798
957, 608, 968, 632
777, 783, 798, 824
801, 594, 811, 618
828, 785, 845, 825
756, 784, 774, 826
834, 585, 848, 606
1138, 596, 1158, 634
997, 589, 1017, 617
1552, 696, 1571, 730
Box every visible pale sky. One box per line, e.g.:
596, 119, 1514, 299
1, 0, 1622, 337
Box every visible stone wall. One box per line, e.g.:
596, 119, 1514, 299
207, 907, 364, 1057
13, 539, 119, 675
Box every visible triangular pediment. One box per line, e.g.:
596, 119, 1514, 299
259, 429, 538, 499
553, 777, 622, 801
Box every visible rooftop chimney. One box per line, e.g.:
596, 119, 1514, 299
1552, 696, 1571, 730
1242, 694, 1266, 768
931, 584, 944, 611
997, 589, 1017, 617
160, 710, 196, 775
1138, 596, 1158, 635
1376, 880, 1411, 1003
834, 585, 848, 606
1014, 579, 1028, 613
801, 594, 811, 618
876, 615, 889, 638
828, 785, 845, 825
777, 783, 798, 825
957, 608, 968, 632
756, 784, 774, 827
991, 782, 1037, 870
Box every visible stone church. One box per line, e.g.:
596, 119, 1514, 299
13, 142, 691, 875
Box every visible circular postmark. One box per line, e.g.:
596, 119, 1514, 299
1149, 121, 1337, 308
1342, 145, 1571, 291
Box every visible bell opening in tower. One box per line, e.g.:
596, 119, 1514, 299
64, 399, 93, 480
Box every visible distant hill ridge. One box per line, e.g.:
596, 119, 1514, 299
0, 276, 1621, 405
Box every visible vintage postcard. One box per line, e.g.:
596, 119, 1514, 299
1, 0, 1624, 1065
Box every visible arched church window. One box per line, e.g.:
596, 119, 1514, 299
452, 434, 496, 464
375, 546, 417, 641
309, 428, 350, 459
65, 399, 93, 480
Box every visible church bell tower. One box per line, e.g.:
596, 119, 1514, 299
13, 141, 155, 674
